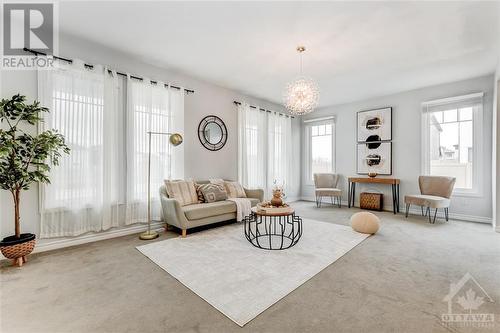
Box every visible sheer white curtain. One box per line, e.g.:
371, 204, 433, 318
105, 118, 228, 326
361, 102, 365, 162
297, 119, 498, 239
237, 102, 292, 199
38, 61, 123, 237
126, 78, 184, 224
267, 112, 292, 195
238, 102, 266, 189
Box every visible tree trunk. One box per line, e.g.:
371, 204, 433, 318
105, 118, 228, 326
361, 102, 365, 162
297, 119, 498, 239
14, 188, 20, 238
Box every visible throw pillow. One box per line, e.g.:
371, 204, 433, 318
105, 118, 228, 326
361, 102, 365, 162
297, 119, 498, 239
194, 183, 205, 203
164, 180, 198, 206
224, 181, 247, 198
199, 183, 228, 203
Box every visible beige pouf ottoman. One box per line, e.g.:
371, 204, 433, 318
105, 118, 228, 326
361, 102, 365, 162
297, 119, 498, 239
350, 212, 380, 234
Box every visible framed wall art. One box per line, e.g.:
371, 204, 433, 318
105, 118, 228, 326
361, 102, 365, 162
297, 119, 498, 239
356, 141, 392, 175
357, 107, 392, 142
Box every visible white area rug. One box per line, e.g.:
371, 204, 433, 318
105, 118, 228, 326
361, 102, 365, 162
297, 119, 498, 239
136, 219, 369, 326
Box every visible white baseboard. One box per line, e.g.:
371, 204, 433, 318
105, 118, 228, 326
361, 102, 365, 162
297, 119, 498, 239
1, 222, 165, 260
299, 196, 492, 224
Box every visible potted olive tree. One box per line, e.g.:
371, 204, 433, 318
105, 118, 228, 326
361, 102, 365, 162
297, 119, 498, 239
0, 94, 69, 267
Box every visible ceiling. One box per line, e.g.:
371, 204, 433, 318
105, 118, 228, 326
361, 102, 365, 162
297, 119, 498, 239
59, 1, 500, 107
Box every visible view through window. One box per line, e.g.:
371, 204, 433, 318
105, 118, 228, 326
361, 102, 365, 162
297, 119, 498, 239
310, 123, 333, 181
428, 107, 473, 189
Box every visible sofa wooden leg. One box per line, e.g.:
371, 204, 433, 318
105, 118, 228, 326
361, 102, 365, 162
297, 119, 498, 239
181, 229, 187, 238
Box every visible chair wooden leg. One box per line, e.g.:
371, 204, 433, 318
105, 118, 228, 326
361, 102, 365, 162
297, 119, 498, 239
405, 203, 410, 218
181, 229, 187, 238
421, 206, 424, 216
445, 208, 449, 221
432, 208, 438, 224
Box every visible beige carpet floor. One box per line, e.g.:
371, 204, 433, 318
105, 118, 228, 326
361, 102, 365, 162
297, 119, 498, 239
1, 201, 500, 333
137, 219, 369, 326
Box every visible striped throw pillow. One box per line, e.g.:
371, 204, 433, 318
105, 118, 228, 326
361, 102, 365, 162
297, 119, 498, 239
194, 183, 205, 203
164, 180, 198, 206
224, 181, 247, 198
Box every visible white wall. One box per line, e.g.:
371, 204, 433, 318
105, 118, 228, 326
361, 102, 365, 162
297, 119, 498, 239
0, 33, 301, 243
493, 60, 500, 231
302, 75, 495, 222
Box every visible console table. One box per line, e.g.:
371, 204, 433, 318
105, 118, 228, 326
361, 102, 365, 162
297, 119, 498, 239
347, 177, 400, 214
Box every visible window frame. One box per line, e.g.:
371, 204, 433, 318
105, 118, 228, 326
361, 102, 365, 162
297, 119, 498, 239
421, 93, 484, 197
303, 117, 336, 186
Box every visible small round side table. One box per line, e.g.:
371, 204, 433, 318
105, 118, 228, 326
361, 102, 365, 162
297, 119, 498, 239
243, 207, 302, 250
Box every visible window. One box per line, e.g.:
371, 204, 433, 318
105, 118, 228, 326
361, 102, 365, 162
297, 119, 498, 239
304, 119, 335, 184
38, 62, 184, 237
237, 103, 292, 196
422, 93, 483, 195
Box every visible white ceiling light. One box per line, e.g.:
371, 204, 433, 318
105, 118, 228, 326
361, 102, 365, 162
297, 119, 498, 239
283, 46, 320, 115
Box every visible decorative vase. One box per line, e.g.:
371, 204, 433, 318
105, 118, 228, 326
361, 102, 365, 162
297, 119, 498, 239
0, 233, 36, 267
270, 189, 284, 207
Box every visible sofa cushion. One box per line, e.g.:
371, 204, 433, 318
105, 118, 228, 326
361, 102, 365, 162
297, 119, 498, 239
183, 198, 260, 220
199, 183, 228, 203
404, 194, 450, 208
225, 181, 247, 198
194, 183, 205, 203
164, 180, 198, 206
183, 201, 236, 220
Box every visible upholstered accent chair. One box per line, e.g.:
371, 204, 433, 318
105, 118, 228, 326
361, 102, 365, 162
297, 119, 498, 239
313, 173, 342, 208
404, 176, 456, 224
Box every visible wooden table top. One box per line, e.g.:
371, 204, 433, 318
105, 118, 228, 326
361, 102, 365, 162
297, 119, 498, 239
251, 206, 295, 216
348, 177, 400, 184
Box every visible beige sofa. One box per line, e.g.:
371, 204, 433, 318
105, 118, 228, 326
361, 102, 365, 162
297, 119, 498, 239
160, 180, 264, 237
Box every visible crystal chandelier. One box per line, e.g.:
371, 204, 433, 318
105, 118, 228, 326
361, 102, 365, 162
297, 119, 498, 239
283, 46, 319, 115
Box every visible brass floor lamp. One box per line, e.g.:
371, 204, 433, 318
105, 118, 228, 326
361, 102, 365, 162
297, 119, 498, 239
139, 131, 183, 240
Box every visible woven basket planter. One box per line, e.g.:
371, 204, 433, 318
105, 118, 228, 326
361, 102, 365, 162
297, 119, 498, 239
0, 233, 36, 267
360, 192, 383, 211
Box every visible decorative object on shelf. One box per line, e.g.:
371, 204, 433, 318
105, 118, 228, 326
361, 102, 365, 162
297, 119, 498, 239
283, 46, 319, 116
0, 94, 70, 266
141, 131, 183, 240
368, 172, 378, 178
356, 107, 393, 175
198, 115, 227, 151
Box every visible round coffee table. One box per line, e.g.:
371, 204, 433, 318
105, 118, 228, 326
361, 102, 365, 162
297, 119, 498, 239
243, 207, 302, 250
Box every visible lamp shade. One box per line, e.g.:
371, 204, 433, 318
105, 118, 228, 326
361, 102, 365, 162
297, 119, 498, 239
169, 133, 183, 146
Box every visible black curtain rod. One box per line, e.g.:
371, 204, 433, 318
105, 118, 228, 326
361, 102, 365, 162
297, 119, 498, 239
233, 101, 294, 119
23, 48, 195, 94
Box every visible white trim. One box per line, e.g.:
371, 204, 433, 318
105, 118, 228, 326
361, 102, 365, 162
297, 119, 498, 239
421, 94, 484, 197
0, 222, 165, 260
299, 197, 492, 224
407, 208, 492, 224
303, 120, 336, 186
303, 116, 335, 123
422, 92, 484, 107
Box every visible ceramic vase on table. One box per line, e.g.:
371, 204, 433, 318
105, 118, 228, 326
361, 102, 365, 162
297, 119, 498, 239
271, 188, 284, 207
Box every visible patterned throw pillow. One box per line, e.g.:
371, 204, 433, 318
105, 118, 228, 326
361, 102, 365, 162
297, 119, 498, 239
194, 183, 205, 203
199, 183, 228, 203
164, 180, 198, 206
224, 181, 247, 198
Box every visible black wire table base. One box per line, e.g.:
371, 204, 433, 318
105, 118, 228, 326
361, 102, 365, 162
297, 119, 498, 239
243, 212, 303, 250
